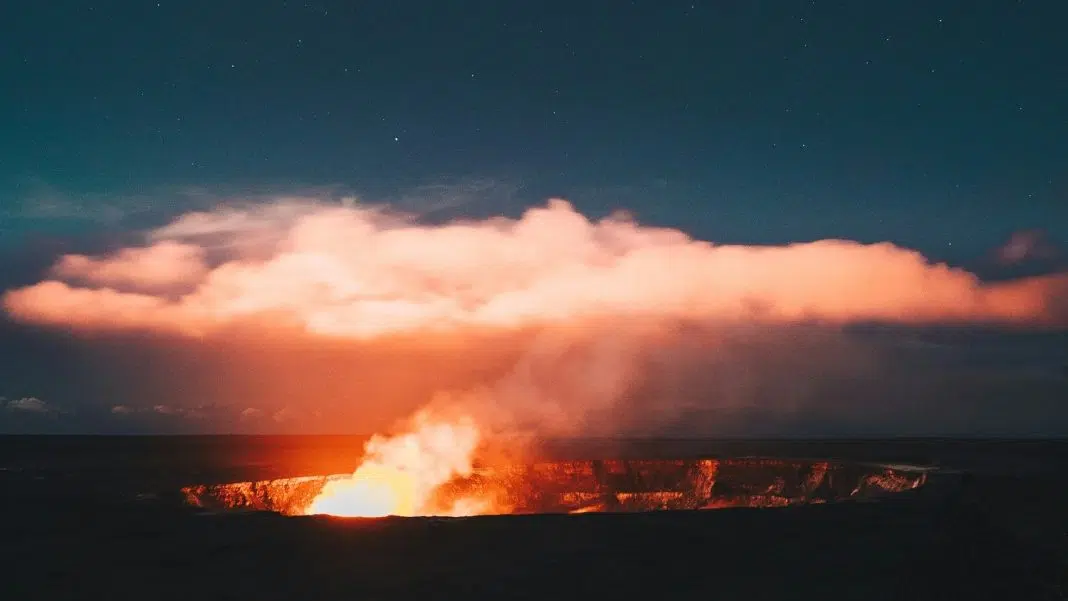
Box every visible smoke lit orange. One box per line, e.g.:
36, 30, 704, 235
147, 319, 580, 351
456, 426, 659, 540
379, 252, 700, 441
2, 198, 1065, 439
305, 411, 491, 517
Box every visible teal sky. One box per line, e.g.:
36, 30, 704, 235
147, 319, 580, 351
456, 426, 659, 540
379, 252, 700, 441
1, 1, 1065, 257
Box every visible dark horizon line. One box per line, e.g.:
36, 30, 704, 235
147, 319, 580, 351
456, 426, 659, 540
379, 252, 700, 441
1, 433, 1066, 442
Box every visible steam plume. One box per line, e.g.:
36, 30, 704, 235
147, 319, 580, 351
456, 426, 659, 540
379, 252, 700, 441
3, 198, 1066, 437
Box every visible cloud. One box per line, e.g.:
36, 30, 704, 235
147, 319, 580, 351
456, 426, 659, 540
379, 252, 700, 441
109, 404, 172, 417
0, 178, 366, 232
995, 229, 1060, 266
0, 181, 128, 224
272, 407, 301, 423
104, 403, 221, 425
4, 199, 1066, 338
109, 403, 207, 418
154, 403, 218, 419
51, 242, 209, 294
0, 178, 185, 226
5, 396, 56, 413
388, 177, 523, 219
2, 197, 1066, 437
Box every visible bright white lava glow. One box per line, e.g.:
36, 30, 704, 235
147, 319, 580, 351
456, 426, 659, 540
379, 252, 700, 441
305, 411, 489, 517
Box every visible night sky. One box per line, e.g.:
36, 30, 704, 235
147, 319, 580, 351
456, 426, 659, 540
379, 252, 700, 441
0, 1, 1065, 435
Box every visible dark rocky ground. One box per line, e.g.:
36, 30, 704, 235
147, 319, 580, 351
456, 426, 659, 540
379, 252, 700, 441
1, 437, 1066, 600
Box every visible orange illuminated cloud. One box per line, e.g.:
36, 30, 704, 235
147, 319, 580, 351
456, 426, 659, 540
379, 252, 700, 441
3, 198, 1066, 336
50, 241, 208, 293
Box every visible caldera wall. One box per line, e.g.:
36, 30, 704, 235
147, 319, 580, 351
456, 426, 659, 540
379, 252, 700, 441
181, 457, 929, 516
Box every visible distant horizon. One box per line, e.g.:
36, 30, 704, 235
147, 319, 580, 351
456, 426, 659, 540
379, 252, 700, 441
3, 433, 1067, 442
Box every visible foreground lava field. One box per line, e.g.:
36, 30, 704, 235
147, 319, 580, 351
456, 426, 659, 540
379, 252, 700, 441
1, 437, 1066, 600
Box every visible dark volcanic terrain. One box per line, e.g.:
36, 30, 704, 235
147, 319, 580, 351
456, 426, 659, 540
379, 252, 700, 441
1, 437, 1065, 600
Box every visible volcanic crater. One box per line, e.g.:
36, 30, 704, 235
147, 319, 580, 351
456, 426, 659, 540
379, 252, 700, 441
181, 457, 929, 517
